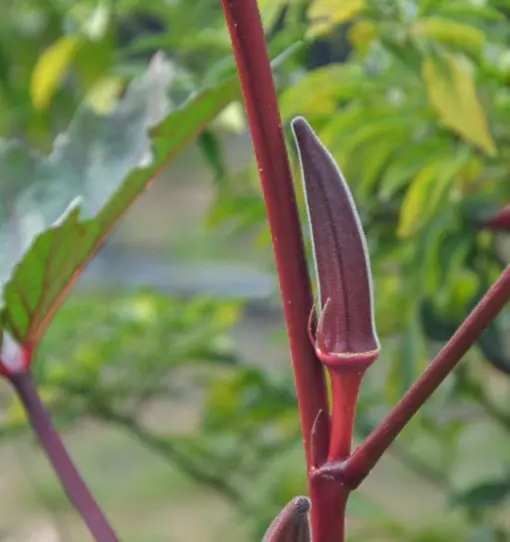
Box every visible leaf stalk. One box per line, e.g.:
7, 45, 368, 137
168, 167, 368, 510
8, 370, 121, 542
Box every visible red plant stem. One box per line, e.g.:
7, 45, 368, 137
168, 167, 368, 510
219, 0, 328, 466
344, 265, 510, 488
327, 368, 365, 462
309, 479, 347, 542
479, 204, 510, 231
8, 370, 121, 542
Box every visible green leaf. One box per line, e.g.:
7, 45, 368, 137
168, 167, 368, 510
380, 35, 423, 73
346, 491, 389, 520
398, 162, 444, 238
478, 318, 510, 375
1, 58, 241, 345
386, 311, 427, 404
397, 148, 470, 237
85, 75, 126, 114
204, 367, 295, 433
450, 421, 510, 498
380, 138, 453, 199
328, 115, 417, 192
198, 129, 226, 182
428, 2, 504, 23
420, 299, 457, 342
31, 35, 80, 110
411, 17, 485, 57
279, 64, 365, 120
356, 130, 409, 196
307, 0, 366, 37
257, 0, 288, 30
453, 479, 510, 510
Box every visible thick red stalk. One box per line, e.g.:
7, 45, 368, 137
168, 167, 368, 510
327, 368, 364, 461
309, 480, 347, 542
219, 0, 328, 467
344, 265, 510, 487
8, 370, 121, 542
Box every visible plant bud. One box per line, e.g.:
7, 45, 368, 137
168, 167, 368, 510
291, 117, 379, 369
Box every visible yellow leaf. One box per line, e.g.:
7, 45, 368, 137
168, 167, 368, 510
450, 268, 479, 317
422, 53, 497, 156
212, 102, 246, 134
308, 0, 365, 37
31, 36, 79, 110
397, 163, 440, 238
412, 18, 485, 55
348, 20, 376, 51
280, 64, 364, 119
85, 75, 126, 115
5, 395, 27, 426
454, 155, 484, 195
398, 150, 470, 238
257, 0, 288, 30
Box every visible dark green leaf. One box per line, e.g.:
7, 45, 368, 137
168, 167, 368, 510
198, 129, 226, 182
453, 479, 510, 509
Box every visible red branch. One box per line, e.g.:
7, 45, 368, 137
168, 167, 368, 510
8, 370, 120, 542
344, 265, 510, 487
219, 0, 328, 468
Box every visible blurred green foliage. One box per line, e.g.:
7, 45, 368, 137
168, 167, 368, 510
1, 0, 510, 542
208, 0, 510, 539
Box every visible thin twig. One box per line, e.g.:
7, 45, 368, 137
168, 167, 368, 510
94, 406, 246, 509
345, 266, 510, 487
8, 370, 121, 542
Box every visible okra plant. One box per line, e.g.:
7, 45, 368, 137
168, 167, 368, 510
1, 1, 509, 542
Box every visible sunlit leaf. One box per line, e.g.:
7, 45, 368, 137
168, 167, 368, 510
356, 133, 408, 196
212, 102, 246, 133
330, 116, 415, 168
432, 3, 504, 22
31, 36, 79, 110
397, 149, 470, 237
411, 18, 485, 57
422, 52, 497, 156
348, 20, 376, 52
449, 267, 480, 317
280, 65, 365, 119
257, 0, 289, 30
83, 2, 110, 41
85, 74, 126, 114
307, 0, 365, 37
204, 367, 295, 432
379, 138, 453, 199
